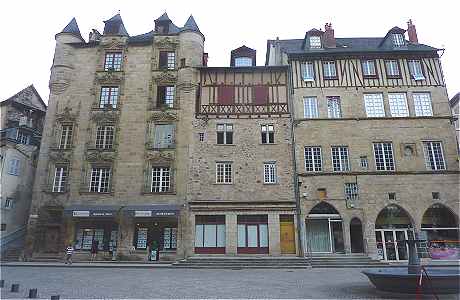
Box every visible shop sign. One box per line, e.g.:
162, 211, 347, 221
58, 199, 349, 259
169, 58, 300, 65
73, 210, 90, 217
135, 210, 152, 217
153, 211, 176, 217
91, 212, 114, 217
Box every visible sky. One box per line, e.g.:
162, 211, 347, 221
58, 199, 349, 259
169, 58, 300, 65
0, 0, 458, 103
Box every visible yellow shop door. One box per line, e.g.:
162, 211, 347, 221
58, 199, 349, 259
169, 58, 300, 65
280, 215, 296, 254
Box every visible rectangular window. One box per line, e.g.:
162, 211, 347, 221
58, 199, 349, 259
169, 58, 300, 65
234, 57, 253, 67
327, 96, 342, 118
95, 125, 114, 149
17, 131, 29, 144
217, 85, 235, 105
309, 36, 321, 48
198, 132, 205, 142
385, 60, 400, 78
423, 141, 446, 170
302, 61, 315, 81
304, 146, 322, 172
413, 93, 433, 116
408, 60, 425, 80
303, 97, 319, 118
157, 86, 175, 108
373, 142, 395, 171
8, 158, 20, 176
195, 216, 226, 251
331, 146, 350, 172
4, 198, 13, 209
216, 124, 233, 145
59, 124, 73, 149
237, 215, 269, 252
261, 124, 274, 144
361, 60, 376, 77
153, 124, 175, 148
104, 52, 122, 71
322, 61, 337, 78
216, 162, 232, 184
151, 167, 171, 193
99, 87, 119, 108
52, 166, 68, 193
136, 228, 148, 249
89, 167, 111, 193
263, 162, 277, 184
163, 227, 177, 249
360, 156, 369, 169
159, 51, 175, 69
364, 93, 385, 117
388, 93, 409, 117
392, 34, 405, 47
344, 183, 359, 202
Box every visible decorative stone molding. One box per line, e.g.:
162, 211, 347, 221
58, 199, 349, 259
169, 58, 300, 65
90, 111, 119, 124
49, 80, 70, 95
95, 71, 124, 84
154, 37, 179, 49
100, 38, 126, 50
145, 150, 174, 163
55, 107, 77, 123
148, 111, 178, 122
49, 150, 72, 162
86, 150, 116, 162
153, 71, 177, 84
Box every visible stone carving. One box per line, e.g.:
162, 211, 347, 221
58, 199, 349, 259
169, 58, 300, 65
153, 71, 177, 84
95, 71, 124, 84
49, 150, 72, 162
90, 111, 119, 123
100, 39, 125, 50
49, 80, 70, 95
145, 151, 174, 163
176, 82, 198, 92
86, 150, 115, 162
55, 107, 77, 122
154, 37, 178, 49
149, 111, 178, 122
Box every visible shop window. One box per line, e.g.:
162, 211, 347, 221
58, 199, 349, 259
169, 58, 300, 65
237, 215, 269, 254
195, 215, 226, 254
75, 228, 104, 250
163, 227, 177, 250
136, 227, 148, 249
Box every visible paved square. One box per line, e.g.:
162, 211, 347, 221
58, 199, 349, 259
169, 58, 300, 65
1, 266, 458, 299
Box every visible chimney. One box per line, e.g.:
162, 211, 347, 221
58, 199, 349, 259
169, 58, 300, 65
407, 19, 418, 44
202, 53, 208, 67
324, 23, 336, 48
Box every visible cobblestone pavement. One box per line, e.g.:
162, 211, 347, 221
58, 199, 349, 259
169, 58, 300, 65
1, 266, 458, 299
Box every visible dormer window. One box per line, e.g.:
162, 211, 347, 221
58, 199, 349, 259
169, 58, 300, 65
392, 33, 405, 47
234, 57, 252, 67
309, 36, 321, 48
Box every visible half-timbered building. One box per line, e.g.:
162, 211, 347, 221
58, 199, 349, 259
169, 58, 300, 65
266, 21, 459, 261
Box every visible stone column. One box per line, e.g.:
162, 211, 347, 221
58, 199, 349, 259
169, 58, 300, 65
117, 215, 134, 257
176, 210, 186, 259
226, 213, 237, 255
63, 217, 75, 246
269, 213, 281, 256
363, 218, 378, 259
342, 217, 352, 254
24, 214, 39, 260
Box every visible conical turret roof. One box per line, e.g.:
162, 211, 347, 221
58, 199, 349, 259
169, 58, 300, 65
182, 15, 200, 32
103, 13, 129, 36
60, 17, 83, 40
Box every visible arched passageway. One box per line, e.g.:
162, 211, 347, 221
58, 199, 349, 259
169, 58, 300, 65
306, 202, 344, 254
421, 204, 459, 260
350, 218, 364, 253
375, 204, 413, 261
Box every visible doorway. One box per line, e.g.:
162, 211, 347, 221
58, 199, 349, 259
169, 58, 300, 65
375, 229, 409, 261
350, 218, 364, 253
280, 215, 296, 254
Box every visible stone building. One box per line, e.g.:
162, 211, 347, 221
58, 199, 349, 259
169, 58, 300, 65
449, 92, 459, 152
25, 13, 204, 261
1, 85, 46, 256
266, 20, 459, 261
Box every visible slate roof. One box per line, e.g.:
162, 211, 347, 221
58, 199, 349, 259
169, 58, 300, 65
155, 12, 171, 22
181, 15, 200, 33
1, 85, 47, 111
268, 37, 439, 56
450, 92, 460, 107
60, 17, 84, 40
103, 13, 129, 36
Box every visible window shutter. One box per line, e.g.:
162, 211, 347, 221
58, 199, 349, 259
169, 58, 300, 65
159, 52, 168, 69
157, 86, 166, 107
217, 85, 235, 105
164, 124, 175, 148
253, 85, 269, 105
154, 125, 165, 148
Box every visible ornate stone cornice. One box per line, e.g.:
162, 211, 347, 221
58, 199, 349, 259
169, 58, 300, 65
86, 150, 115, 162
149, 111, 178, 122
154, 37, 179, 49
153, 71, 177, 84
90, 111, 119, 124
55, 107, 77, 123
100, 38, 126, 50
95, 71, 124, 84
49, 150, 72, 162
145, 150, 174, 163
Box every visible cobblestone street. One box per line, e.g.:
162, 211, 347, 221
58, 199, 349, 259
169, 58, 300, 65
1, 266, 458, 299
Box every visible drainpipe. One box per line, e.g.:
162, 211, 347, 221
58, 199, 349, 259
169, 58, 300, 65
286, 61, 305, 257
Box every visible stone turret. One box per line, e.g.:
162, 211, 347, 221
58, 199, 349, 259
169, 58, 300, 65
178, 15, 204, 68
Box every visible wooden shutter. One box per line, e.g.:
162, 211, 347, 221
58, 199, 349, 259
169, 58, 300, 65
159, 52, 168, 69
154, 124, 175, 148
253, 85, 269, 105
157, 86, 166, 107
217, 85, 235, 105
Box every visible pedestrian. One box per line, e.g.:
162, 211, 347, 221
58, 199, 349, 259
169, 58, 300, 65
65, 244, 74, 265
90, 239, 99, 261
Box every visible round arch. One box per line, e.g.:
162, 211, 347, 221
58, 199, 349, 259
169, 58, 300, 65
308, 201, 341, 216
375, 204, 414, 230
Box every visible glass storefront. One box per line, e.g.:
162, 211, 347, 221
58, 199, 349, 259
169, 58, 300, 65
195, 215, 226, 254
237, 215, 268, 254
133, 220, 177, 251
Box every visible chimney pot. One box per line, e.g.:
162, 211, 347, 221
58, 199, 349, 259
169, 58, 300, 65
407, 19, 418, 44
324, 22, 336, 48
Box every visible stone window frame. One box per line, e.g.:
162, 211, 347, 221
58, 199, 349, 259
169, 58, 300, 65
87, 112, 119, 152
87, 163, 113, 194
331, 145, 350, 172
215, 161, 233, 184
144, 155, 176, 194
52, 163, 69, 193
373, 141, 396, 171
104, 52, 123, 72
146, 121, 176, 150
45, 154, 72, 194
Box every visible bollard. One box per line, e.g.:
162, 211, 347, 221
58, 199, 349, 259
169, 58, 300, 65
51, 295, 60, 300
28, 288, 38, 298
11, 283, 19, 292
0, 279, 4, 288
